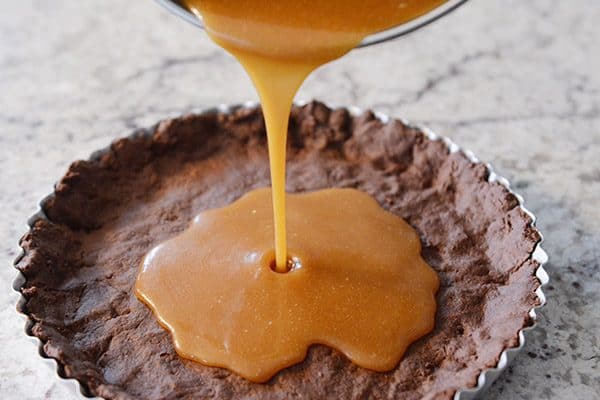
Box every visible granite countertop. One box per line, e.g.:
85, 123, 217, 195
1, 1, 599, 399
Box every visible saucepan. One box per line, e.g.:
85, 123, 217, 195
154, 0, 469, 47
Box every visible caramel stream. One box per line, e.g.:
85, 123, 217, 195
186, 0, 447, 270
136, 0, 445, 381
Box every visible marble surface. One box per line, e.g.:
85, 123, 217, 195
1, 0, 599, 399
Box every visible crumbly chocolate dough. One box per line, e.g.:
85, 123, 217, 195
16, 102, 541, 400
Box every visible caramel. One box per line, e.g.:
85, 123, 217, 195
184, 0, 447, 270
136, 0, 445, 380
136, 188, 439, 382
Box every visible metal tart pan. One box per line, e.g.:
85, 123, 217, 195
13, 101, 549, 400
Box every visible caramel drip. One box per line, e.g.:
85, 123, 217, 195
136, 188, 439, 382
184, 0, 447, 270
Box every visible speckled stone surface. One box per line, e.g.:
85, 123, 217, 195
0, 0, 598, 399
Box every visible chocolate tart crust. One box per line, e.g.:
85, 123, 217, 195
16, 102, 542, 400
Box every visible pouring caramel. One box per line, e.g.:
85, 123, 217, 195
136, 0, 444, 381
185, 0, 447, 270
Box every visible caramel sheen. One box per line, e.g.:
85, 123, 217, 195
135, 189, 439, 382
